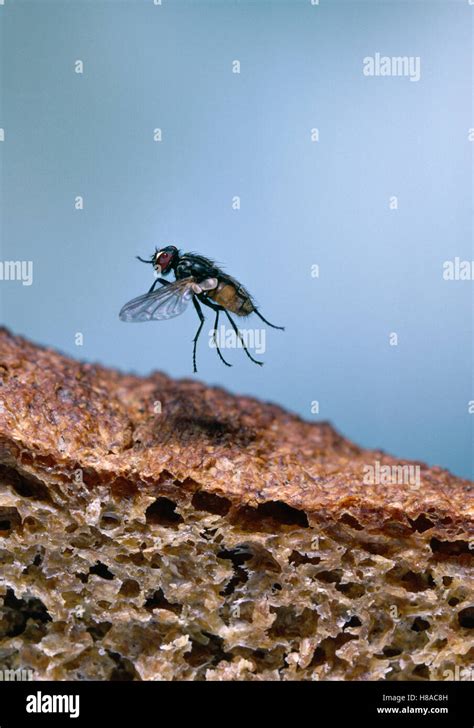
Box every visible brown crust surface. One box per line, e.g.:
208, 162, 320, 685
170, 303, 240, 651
0, 327, 472, 540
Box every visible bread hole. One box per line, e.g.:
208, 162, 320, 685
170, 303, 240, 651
289, 550, 321, 567
386, 567, 435, 592
89, 561, 115, 581
343, 615, 362, 630
430, 538, 472, 557
241, 543, 281, 573
108, 650, 140, 681
368, 612, 396, 642
119, 579, 140, 598
184, 641, 217, 668
310, 646, 326, 667
180, 477, 201, 492
86, 621, 112, 641
19, 453, 58, 471
60, 646, 112, 680
154, 469, 177, 486
458, 607, 474, 629
233, 646, 286, 671
0, 507, 21, 534
217, 546, 251, 595
20, 618, 49, 644
22, 516, 44, 533
232, 501, 309, 532
442, 576, 453, 587
217, 545, 252, 567
412, 664, 430, 679
220, 567, 248, 596
191, 491, 231, 516
383, 521, 412, 537
184, 633, 229, 668
309, 633, 358, 667
218, 541, 281, 574
260, 552, 283, 575
411, 617, 430, 632
201, 527, 219, 541
61, 591, 82, 608
269, 606, 319, 639
145, 497, 183, 526
408, 514, 435, 533
339, 513, 363, 531
336, 582, 365, 599
333, 631, 358, 648
316, 569, 342, 584
0, 465, 50, 501
70, 530, 103, 549
257, 501, 309, 528
126, 551, 148, 567
58, 647, 103, 680
363, 541, 391, 557
446, 587, 468, 607
3, 588, 51, 637
0, 607, 26, 640
100, 512, 121, 530
382, 646, 402, 658
140, 469, 181, 491
144, 588, 182, 614
440, 516, 454, 525
110, 478, 138, 499
22, 549, 45, 575
465, 646, 474, 662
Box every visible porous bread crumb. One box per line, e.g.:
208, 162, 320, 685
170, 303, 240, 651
0, 328, 472, 680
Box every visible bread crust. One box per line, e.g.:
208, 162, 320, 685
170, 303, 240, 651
0, 327, 472, 542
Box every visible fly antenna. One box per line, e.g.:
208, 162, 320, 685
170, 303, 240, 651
136, 255, 154, 264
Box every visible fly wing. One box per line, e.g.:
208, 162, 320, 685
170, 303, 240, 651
119, 278, 196, 322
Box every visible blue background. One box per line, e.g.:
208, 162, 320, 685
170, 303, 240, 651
0, 0, 472, 479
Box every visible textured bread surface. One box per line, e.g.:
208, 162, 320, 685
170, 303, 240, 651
0, 327, 472, 680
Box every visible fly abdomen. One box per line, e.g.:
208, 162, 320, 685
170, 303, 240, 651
207, 280, 254, 316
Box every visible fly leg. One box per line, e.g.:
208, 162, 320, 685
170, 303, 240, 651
199, 298, 232, 367
224, 310, 264, 367
148, 277, 171, 293
201, 297, 262, 366
211, 309, 232, 367
254, 309, 285, 331
191, 297, 205, 373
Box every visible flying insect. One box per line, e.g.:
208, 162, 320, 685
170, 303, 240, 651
119, 245, 284, 372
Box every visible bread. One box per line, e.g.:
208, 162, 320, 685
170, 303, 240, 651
0, 327, 472, 680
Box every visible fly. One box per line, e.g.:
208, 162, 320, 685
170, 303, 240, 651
119, 245, 284, 372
